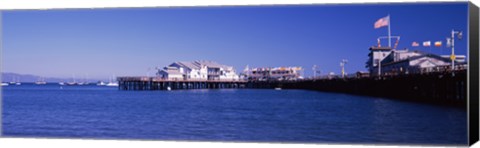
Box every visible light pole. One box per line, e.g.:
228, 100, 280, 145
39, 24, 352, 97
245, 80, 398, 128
340, 59, 348, 78
316, 69, 321, 79
147, 67, 151, 77
450, 29, 462, 71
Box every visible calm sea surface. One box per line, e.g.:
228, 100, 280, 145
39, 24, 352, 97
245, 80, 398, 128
2, 84, 467, 145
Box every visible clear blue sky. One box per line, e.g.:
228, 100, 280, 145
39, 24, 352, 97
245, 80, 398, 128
2, 2, 469, 79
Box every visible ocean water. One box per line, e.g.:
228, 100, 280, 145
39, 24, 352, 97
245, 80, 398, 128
1, 84, 467, 145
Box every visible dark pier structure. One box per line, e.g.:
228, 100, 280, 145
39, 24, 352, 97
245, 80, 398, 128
254, 70, 468, 108
117, 77, 247, 90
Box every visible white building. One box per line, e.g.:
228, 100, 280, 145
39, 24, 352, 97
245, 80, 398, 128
157, 60, 239, 81
157, 66, 184, 80
366, 47, 466, 76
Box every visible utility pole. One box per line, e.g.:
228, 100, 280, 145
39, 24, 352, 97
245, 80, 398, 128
450, 29, 462, 71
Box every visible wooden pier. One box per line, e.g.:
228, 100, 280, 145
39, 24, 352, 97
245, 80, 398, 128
117, 71, 467, 108
255, 70, 468, 108
117, 77, 247, 90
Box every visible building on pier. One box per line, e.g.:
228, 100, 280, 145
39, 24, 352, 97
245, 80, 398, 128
157, 66, 183, 80
366, 47, 467, 76
156, 60, 239, 81
244, 66, 303, 81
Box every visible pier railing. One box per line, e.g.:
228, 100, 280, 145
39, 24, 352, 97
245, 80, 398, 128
288, 70, 467, 108
117, 76, 248, 90
117, 77, 246, 83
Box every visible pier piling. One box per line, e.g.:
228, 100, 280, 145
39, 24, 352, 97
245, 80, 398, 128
117, 77, 247, 91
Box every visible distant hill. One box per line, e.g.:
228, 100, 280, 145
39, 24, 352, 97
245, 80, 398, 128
1, 72, 103, 83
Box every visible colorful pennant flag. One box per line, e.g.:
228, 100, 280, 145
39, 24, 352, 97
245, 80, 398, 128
434, 41, 442, 47
411, 41, 419, 47
446, 38, 452, 48
423, 41, 431, 47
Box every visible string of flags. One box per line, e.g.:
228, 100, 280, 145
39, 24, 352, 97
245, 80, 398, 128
411, 40, 449, 47
374, 15, 455, 50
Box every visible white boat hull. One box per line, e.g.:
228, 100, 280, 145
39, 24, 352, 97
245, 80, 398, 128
106, 83, 119, 87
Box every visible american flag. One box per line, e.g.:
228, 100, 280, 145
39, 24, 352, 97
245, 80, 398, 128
374, 16, 389, 29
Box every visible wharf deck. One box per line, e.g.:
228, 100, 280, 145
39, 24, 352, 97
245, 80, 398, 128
117, 77, 247, 90
118, 77, 247, 83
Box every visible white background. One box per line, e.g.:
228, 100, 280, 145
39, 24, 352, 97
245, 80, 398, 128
0, 0, 478, 148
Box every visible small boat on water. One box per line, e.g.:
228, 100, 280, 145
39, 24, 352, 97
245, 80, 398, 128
167, 86, 171, 91
106, 82, 119, 87
10, 77, 21, 85
35, 77, 47, 85
275, 87, 282, 90
1, 82, 9, 86
35, 81, 47, 85
59, 82, 65, 85
66, 82, 77, 85
105, 75, 119, 87
97, 81, 106, 86
82, 74, 90, 86
66, 74, 78, 85
9, 77, 16, 84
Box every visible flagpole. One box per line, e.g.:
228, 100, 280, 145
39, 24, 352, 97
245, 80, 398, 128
388, 14, 391, 48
